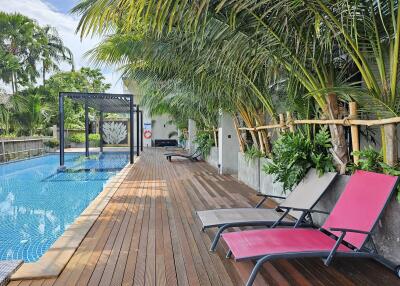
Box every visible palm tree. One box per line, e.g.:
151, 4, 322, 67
85, 24, 279, 153
0, 12, 40, 94
13, 92, 51, 135
73, 0, 400, 164
72, 0, 349, 160
39, 26, 74, 86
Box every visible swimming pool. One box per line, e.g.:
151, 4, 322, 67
0, 152, 129, 262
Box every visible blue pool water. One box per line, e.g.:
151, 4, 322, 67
0, 152, 129, 262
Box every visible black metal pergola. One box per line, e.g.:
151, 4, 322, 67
59, 92, 143, 169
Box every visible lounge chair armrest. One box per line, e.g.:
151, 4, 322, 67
329, 227, 371, 235
278, 206, 330, 215
256, 193, 286, 200
254, 194, 286, 208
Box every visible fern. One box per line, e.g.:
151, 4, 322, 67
263, 127, 335, 193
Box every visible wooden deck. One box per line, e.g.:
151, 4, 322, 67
9, 148, 400, 286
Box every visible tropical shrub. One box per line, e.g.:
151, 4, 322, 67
263, 127, 335, 192
178, 132, 186, 147
244, 145, 264, 163
43, 138, 59, 148
347, 147, 400, 202
89, 134, 100, 146
68, 133, 86, 143
194, 131, 214, 157
67, 133, 100, 146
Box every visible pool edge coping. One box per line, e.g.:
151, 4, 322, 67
10, 157, 138, 280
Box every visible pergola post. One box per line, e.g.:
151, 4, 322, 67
57, 92, 136, 167
136, 105, 140, 156
59, 93, 65, 169
140, 111, 143, 151
129, 95, 134, 164
85, 99, 89, 157
99, 111, 104, 153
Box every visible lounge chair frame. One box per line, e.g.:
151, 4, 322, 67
207, 194, 319, 253
202, 170, 337, 252
233, 175, 400, 286
165, 149, 202, 162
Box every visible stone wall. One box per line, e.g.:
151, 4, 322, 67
259, 158, 285, 202
237, 152, 260, 191
205, 147, 219, 170
0, 138, 48, 163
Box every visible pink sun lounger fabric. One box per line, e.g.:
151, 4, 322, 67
222, 170, 398, 260
222, 228, 352, 260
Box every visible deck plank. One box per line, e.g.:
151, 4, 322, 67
8, 148, 400, 286
120, 158, 150, 286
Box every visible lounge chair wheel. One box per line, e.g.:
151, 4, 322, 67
395, 266, 400, 278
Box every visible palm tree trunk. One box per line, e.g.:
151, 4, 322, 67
212, 126, 218, 147
237, 105, 258, 148
42, 65, 46, 87
326, 92, 348, 171
11, 72, 16, 95
232, 115, 246, 152
383, 124, 398, 166
254, 112, 272, 154
13, 73, 18, 95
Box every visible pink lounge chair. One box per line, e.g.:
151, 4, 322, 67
197, 169, 337, 252
222, 170, 400, 286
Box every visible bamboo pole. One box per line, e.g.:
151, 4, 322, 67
384, 123, 398, 166
286, 112, 295, 132
279, 113, 285, 133
257, 131, 265, 154
232, 116, 245, 153
238, 117, 400, 130
260, 129, 271, 154
294, 117, 400, 126
213, 126, 218, 147
349, 102, 360, 164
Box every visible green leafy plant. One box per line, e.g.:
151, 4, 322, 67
194, 131, 214, 158
68, 133, 101, 146
347, 147, 400, 202
43, 138, 59, 148
178, 132, 186, 147
244, 145, 264, 163
89, 134, 100, 146
311, 127, 336, 175
68, 133, 86, 143
263, 127, 335, 192
347, 147, 385, 174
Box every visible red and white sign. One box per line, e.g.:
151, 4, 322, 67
144, 130, 152, 139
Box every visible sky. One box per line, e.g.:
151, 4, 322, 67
0, 0, 123, 93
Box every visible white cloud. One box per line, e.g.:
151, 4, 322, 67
0, 0, 123, 93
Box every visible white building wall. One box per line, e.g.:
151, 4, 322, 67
123, 79, 178, 147
188, 119, 197, 153
151, 114, 178, 140
218, 112, 240, 175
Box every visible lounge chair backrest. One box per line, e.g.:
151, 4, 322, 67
279, 169, 337, 220
322, 170, 398, 249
